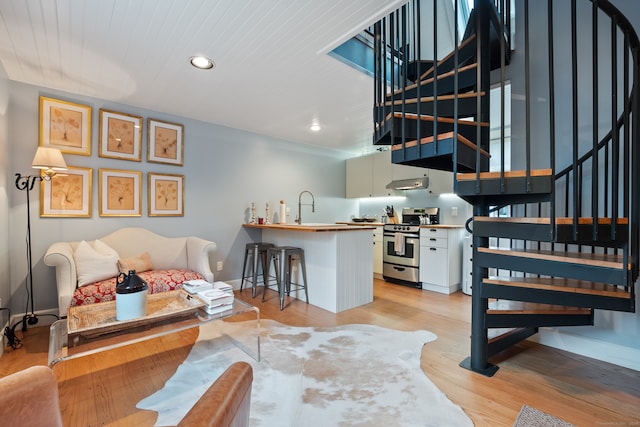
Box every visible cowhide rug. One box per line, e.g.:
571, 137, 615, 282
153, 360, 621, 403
137, 320, 473, 426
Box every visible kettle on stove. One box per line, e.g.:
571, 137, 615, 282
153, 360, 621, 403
115, 270, 148, 321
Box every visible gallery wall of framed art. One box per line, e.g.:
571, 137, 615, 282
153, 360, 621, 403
38, 95, 186, 218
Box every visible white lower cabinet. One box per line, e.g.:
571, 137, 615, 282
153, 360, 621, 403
373, 227, 383, 277
419, 227, 464, 294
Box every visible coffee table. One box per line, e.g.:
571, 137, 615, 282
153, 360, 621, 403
48, 290, 260, 366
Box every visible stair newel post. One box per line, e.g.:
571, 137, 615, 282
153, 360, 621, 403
547, 0, 556, 241
401, 3, 408, 153
610, 16, 619, 242
499, 0, 506, 195
461, 203, 498, 376
591, 0, 600, 242
452, 0, 460, 189
414, 0, 422, 157
631, 45, 640, 283
431, 0, 438, 158
476, 0, 491, 190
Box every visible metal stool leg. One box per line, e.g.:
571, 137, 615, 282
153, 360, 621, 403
298, 250, 309, 304
251, 246, 260, 298
240, 245, 253, 292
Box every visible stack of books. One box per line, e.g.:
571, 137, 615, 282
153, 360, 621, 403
193, 281, 235, 314
182, 279, 213, 294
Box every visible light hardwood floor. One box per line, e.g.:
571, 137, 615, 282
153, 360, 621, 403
0, 279, 638, 426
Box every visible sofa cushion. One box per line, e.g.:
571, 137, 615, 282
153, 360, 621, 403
118, 252, 153, 274
71, 269, 205, 307
73, 240, 120, 287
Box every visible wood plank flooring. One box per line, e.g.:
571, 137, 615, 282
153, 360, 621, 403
1, 279, 638, 426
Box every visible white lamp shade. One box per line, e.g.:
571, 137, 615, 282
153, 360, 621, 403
31, 147, 67, 174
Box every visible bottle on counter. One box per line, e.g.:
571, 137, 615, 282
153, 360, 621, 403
279, 200, 287, 224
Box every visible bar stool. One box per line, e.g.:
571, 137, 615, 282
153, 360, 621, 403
240, 242, 275, 298
263, 246, 309, 310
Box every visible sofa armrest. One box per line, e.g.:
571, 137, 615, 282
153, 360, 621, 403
177, 362, 253, 427
186, 237, 216, 282
0, 366, 63, 427
44, 242, 76, 317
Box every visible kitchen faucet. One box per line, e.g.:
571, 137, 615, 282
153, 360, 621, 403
295, 190, 315, 224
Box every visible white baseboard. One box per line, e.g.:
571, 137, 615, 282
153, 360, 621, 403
531, 327, 640, 371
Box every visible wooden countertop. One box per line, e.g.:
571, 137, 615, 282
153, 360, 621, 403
243, 223, 375, 232
419, 224, 465, 229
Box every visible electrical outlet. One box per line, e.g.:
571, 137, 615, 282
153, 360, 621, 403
451, 206, 458, 217
216, 261, 223, 271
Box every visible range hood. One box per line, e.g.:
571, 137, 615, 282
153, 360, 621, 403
385, 177, 429, 190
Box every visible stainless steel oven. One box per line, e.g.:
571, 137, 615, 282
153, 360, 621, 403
382, 207, 440, 288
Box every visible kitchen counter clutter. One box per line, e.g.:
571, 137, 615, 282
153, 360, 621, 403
336, 221, 385, 226
243, 223, 373, 313
244, 223, 375, 232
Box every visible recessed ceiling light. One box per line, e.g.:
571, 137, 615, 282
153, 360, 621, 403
310, 123, 321, 132
189, 56, 215, 70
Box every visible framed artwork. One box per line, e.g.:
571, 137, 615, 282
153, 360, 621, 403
40, 166, 92, 217
99, 169, 142, 217
99, 109, 143, 161
39, 96, 92, 156
147, 119, 184, 165
148, 173, 184, 217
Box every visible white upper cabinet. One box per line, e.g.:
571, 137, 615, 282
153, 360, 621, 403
346, 151, 453, 197
346, 154, 373, 198
426, 168, 454, 194
391, 162, 427, 181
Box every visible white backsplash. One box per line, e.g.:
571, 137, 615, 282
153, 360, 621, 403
357, 192, 471, 225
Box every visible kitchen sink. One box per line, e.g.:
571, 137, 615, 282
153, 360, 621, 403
278, 223, 347, 227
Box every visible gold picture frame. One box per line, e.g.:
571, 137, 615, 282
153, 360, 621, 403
147, 119, 184, 166
148, 173, 184, 217
99, 109, 143, 161
39, 96, 92, 156
99, 168, 142, 217
40, 166, 92, 217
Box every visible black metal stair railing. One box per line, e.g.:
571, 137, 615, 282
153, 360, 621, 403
491, 0, 639, 281
373, 0, 504, 174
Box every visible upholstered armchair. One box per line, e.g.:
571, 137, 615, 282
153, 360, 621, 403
0, 362, 253, 427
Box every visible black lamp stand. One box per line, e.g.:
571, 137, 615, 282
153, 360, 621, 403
14, 172, 46, 331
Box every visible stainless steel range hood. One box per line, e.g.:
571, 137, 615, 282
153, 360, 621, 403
385, 177, 429, 190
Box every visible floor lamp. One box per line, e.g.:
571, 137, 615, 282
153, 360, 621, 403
14, 147, 67, 332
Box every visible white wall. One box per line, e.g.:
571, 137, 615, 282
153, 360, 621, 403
0, 62, 9, 329
6, 80, 357, 319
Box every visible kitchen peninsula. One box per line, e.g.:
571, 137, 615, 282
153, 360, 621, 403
243, 223, 375, 313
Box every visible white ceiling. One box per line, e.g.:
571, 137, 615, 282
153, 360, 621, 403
0, 0, 408, 157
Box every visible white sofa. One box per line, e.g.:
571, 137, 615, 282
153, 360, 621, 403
44, 227, 216, 317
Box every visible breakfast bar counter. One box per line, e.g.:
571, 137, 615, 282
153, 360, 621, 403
243, 224, 374, 313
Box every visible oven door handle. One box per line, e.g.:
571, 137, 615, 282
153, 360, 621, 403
383, 233, 420, 239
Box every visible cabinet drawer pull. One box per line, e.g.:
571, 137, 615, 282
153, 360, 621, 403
430, 247, 437, 251
430, 238, 436, 241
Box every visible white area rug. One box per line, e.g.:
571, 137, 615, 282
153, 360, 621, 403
137, 320, 473, 426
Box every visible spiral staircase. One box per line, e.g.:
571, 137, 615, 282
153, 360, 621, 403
373, 0, 639, 376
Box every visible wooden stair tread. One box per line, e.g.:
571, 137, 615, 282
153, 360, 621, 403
478, 247, 629, 270
487, 299, 592, 315
388, 112, 489, 127
457, 169, 552, 181
483, 276, 631, 299
473, 216, 629, 225
418, 34, 477, 81
382, 91, 485, 107
395, 63, 478, 96
391, 131, 490, 158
